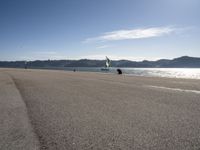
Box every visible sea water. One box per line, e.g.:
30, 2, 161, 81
60, 67, 200, 79
35, 67, 200, 79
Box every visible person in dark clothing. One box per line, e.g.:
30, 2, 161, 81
117, 69, 122, 74
24, 61, 28, 69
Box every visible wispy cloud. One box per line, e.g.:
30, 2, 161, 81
83, 26, 176, 43
32, 51, 57, 55
19, 51, 67, 60
78, 54, 163, 61
96, 45, 113, 49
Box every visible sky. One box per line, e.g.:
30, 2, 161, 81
0, 0, 200, 61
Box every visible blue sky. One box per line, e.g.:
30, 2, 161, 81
0, 0, 199, 61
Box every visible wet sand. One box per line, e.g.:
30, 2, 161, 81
0, 68, 200, 150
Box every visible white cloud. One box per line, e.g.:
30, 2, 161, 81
83, 26, 176, 43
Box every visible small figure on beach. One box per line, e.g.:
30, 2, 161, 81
73, 69, 76, 72
24, 61, 28, 69
117, 69, 122, 75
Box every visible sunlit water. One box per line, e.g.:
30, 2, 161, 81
122, 68, 200, 79
59, 67, 200, 79
38, 67, 200, 79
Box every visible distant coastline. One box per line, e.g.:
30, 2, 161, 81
1, 56, 200, 68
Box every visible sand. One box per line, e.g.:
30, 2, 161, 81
0, 68, 200, 150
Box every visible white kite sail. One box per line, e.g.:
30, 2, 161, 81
105, 56, 111, 68
101, 56, 111, 71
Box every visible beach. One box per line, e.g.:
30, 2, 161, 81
0, 68, 200, 150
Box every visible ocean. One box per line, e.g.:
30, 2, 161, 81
43, 67, 200, 79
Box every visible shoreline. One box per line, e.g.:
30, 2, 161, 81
1, 67, 200, 81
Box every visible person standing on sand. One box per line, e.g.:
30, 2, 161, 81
117, 69, 122, 74
24, 61, 28, 69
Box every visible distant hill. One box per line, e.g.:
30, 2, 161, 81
0, 56, 200, 68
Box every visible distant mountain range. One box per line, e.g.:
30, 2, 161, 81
1, 56, 200, 68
